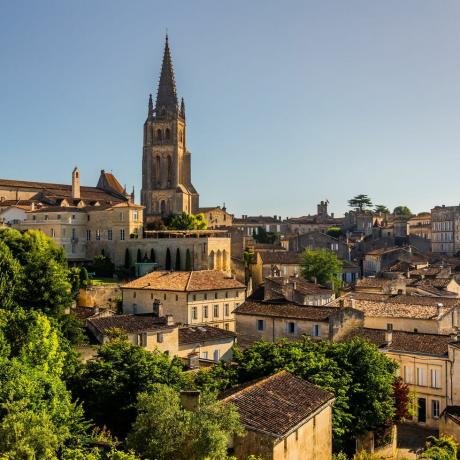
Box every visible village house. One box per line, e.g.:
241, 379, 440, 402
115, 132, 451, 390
344, 326, 455, 428
408, 212, 432, 240
330, 293, 460, 334
232, 215, 286, 236
287, 230, 349, 260
221, 371, 335, 460
198, 205, 233, 229
362, 246, 426, 276
86, 313, 236, 362
121, 270, 246, 331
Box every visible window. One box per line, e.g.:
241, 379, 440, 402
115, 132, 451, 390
175, 295, 178, 301
151, 293, 154, 300
72, 214, 75, 220
44, 215, 48, 220
193, 294, 196, 301
96, 229, 101, 240
215, 292, 218, 299
213, 305, 219, 318
225, 291, 229, 298
50, 228, 55, 237
165, 128, 170, 140
157, 333, 164, 343
225, 323, 230, 330
120, 229, 125, 241
201, 351, 208, 359
313, 324, 320, 337
86, 230, 91, 241
108, 229, 112, 240
164, 293, 167, 300
224, 304, 230, 316
204, 293, 208, 300
257, 319, 265, 331
120, 212, 124, 221
203, 305, 208, 319
213, 349, 220, 361
404, 366, 414, 384
287, 322, 295, 334
57, 214, 61, 220
417, 367, 426, 386
432, 400, 440, 418
133, 291, 136, 298
133, 211, 138, 221
430, 369, 441, 389
192, 307, 197, 320
137, 334, 145, 347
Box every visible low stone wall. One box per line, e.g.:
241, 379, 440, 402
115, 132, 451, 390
77, 285, 121, 309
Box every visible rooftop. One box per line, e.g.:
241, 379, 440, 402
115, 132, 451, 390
260, 251, 302, 265
343, 327, 452, 356
122, 270, 245, 292
221, 371, 334, 438
87, 314, 174, 334
266, 276, 333, 296
179, 325, 236, 345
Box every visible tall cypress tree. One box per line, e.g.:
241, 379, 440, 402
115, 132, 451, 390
150, 248, 156, 263
137, 249, 142, 263
175, 248, 181, 271
165, 248, 171, 270
124, 248, 131, 269
185, 249, 192, 271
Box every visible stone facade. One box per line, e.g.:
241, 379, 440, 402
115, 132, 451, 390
141, 35, 198, 222
431, 205, 458, 255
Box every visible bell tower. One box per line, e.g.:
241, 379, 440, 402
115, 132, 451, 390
141, 35, 199, 223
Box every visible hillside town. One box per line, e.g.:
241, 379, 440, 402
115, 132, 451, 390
2, 19, 460, 460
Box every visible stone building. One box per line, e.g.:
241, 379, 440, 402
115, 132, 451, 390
198, 206, 233, 229
222, 371, 335, 460
141, 35, 199, 222
121, 270, 246, 331
408, 212, 432, 240
431, 205, 459, 255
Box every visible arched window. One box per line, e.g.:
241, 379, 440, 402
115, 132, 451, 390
165, 128, 171, 140
156, 156, 161, 181
160, 200, 166, 216
157, 129, 162, 141
167, 156, 172, 183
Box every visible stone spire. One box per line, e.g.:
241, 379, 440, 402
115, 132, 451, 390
155, 34, 178, 114
147, 93, 154, 120
180, 97, 186, 119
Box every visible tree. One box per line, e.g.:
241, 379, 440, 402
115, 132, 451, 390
392, 377, 413, 422
127, 385, 243, 460
185, 249, 192, 271
168, 212, 208, 230
252, 227, 279, 245
165, 248, 172, 270
71, 338, 186, 438
348, 195, 372, 212
326, 227, 342, 239
420, 435, 457, 460
374, 205, 390, 214
0, 240, 22, 309
198, 338, 398, 451
79, 267, 89, 288
393, 206, 412, 218
300, 249, 343, 291
175, 248, 181, 271
150, 248, 156, 263
136, 249, 142, 263
124, 248, 131, 269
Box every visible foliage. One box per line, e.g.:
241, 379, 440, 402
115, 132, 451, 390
252, 227, 279, 245
150, 248, 156, 263
348, 195, 373, 212
353, 452, 380, 460
175, 248, 181, 270
198, 338, 398, 451
68, 267, 81, 298
374, 205, 389, 214
91, 255, 115, 277
165, 248, 172, 270
392, 377, 412, 422
327, 227, 342, 238
393, 206, 412, 218
168, 212, 208, 230
136, 249, 142, 263
185, 248, 192, 271
300, 248, 343, 291
420, 435, 457, 460
80, 267, 89, 288
333, 453, 349, 460
0, 240, 22, 309
71, 338, 186, 439
124, 248, 131, 269
127, 384, 243, 460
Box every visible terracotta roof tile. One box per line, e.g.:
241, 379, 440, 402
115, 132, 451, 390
221, 371, 334, 437
178, 325, 236, 345
266, 276, 333, 296
122, 270, 245, 292
87, 314, 174, 334
260, 251, 301, 265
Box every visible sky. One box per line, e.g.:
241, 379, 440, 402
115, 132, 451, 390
1, 1, 460, 218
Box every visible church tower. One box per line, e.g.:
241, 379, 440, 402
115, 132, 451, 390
141, 35, 199, 222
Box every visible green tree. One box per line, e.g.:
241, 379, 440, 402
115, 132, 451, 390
136, 249, 142, 263
124, 248, 131, 269
79, 267, 89, 288
393, 206, 412, 217
168, 212, 208, 230
150, 248, 156, 263
326, 227, 342, 238
348, 195, 373, 212
374, 205, 390, 214
300, 249, 343, 291
165, 248, 172, 270
0, 240, 22, 309
252, 227, 279, 245
185, 249, 192, 271
127, 385, 243, 460
71, 338, 186, 438
420, 435, 457, 460
175, 248, 181, 271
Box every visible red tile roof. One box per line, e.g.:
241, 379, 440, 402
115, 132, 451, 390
178, 325, 236, 345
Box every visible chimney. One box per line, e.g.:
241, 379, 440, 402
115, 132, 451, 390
165, 314, 174, 326
180, 390, 201, 411
385, 323, 393, 346
72, 167, 81, 200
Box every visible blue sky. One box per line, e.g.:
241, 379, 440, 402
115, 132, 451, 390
1, 1, 460, 217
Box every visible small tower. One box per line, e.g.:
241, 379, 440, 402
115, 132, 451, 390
72, 167, 80, 200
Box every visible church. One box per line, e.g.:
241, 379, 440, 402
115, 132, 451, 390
141, 35, 199, 224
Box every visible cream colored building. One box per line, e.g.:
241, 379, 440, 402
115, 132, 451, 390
223, 371, 335, 460
121, 270, 246, 331
330, 293, 460, 335
198, 206, 233, 229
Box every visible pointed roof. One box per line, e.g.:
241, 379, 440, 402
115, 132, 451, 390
155, 34, 178, 114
